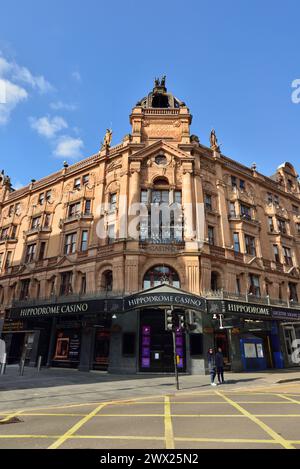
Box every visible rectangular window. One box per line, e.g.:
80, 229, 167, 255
231, 176, 237, 188
82, 174, 89, 185
109, 193, 117, 212
8, 205, 14, 217
64, 232, 77, 255
292, 205, 299, 214
11, 225, 17, 239
80, 230, 88, 251
151, 190, 169, 204
273, 245, 280, 263
25, 244, 36, 263
74, 177, 81, 190
38, 193, 45, 205
4, 251, 12, 269
297, 223, 300, 234
233, 233, 240, 253
32, 216, 41, 229
277, 218, 287, 234
46, 190, 52, 202
205, 194, 212, 211
1, 227, 9, 239
267, 193, 273, 204
268, 217, 275, 232
44, 213, 51, 228
15, 203, 21, 215
249, 274, 261, 297
274, 195, 279, 206
208, 226, 215, 245
239, 179, 245, 190
60, 271, 73, 296
283, 246, 293, 266
68, 202, 81, 218
174, 191, 182, 204
229, 202, 236, 217
20, 279, 30, 300
289, 283, 298, 302
245, 235, 256, 256
240, 203, 251, 220
84, 199, 91, 215
39, 242, 46, 261
108, 224, 115, 243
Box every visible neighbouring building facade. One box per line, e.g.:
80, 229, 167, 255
1, 78, 300, 374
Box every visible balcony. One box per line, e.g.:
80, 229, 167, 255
228, 214, 260, 225
202, 290, 300, 309
0, 236, 18, 245
59, 212, 93, 227
25, 226, 51, 236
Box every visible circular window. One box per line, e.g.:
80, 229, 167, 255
155, 155, 167, 166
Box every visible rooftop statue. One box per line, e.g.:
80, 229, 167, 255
154, 75, 166, 88
101, 128, 113, 150
210, 129, 220, 152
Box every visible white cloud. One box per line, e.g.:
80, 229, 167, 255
29, 115, 68, 139
0, 53, 53, 125
53, 135, 84, 159
71, 71, 81, 83
50, 101, 78, 111
0, 55, 53, 94
0, 78, 28, 125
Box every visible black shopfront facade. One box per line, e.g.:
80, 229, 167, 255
3, 285, 208, 374
4, 299, 118, 371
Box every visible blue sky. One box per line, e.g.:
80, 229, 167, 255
0, 0, 300, 188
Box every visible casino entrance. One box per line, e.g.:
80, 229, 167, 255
139, 308, 186, 373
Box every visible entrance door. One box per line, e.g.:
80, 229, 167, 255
139, 309, 186, 373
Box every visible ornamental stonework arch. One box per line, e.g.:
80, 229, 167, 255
139, 259, 185, 291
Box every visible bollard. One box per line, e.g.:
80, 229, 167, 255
0, 353, 6, 375
19, 359, 25, 376
37, 355, 42, 372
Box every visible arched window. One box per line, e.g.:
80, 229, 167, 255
143, 265, 180, 289
101, 270, 113, 292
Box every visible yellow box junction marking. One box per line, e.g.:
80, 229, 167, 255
215, 391, 295, 450
48, 402, 108, 449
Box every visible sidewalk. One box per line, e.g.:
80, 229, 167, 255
1, 365, 300, 413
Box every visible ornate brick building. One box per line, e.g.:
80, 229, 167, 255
0, 78, 300, 373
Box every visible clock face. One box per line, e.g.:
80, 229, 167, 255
155, 155, 167, 166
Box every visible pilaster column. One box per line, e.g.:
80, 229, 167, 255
128, 162, 141, 240
182, 164, 194, 240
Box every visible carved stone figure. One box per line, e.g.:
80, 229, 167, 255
210, 129, 220, 151
102, 128, 113, 150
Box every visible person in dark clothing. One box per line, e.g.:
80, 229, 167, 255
207, 348, 217, 386
215, 347, 225, 384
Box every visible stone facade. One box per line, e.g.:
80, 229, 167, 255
0, 80, 300, 373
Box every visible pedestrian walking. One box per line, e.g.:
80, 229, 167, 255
207, 348, 217, 386
215, 347, 225, 384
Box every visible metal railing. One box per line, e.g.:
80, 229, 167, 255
201, 289, 300, 309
